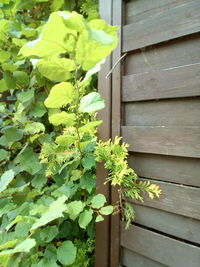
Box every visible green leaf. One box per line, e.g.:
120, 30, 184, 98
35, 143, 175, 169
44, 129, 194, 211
66, 201, 85, 220
100, 205, 113, 215
19, 12, 74, 58
0, 49, 10, 63
32, 101, 46, 118
57, 240, 77, 265
79, 92, 105, 113
80, 173, 96, 194
0, 170, 15, 193
24, 122, 45, 135
0, 239, 36, 255
95, 215, 104, 222
59, 11, 86, 32
79, 120, 102, 133
31, 196, 67, 230
45, 82, 76, 108
91, 194, 106, 209
82, 155, 95, 169
55, 135, 77, 147
49, 112, 76, 126
0, 79, 8, 92
31, 174, 47, 189
13, 71, 29, 86
17, 88, 34, 103
78, 209, 93, 229
75, 20, 118, 70
0, 149, 10, 161
36, 58, 75, 82
0, 240, 18, 251
2, 127, 23, 147
40, 225, 59, 242
14, 147, 42, 175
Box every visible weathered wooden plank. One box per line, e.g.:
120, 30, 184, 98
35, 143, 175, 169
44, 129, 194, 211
121, 126, 200, 158
95, 0, 112, 266
124, 34, 200, 75
124, 98, 200, 126
122, 64, 200, 101
125, 0, 190, 24
132, 204, 200, 244
129, 153, 200, 187
121, 224, 200, 267
110, 0, 122, 266
123, 0, 200, 52
128, 179, 200, 220
121, 247, 167, 267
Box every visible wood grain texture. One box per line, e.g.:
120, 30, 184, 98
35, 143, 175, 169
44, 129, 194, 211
122, 64, 200, 101
133, 204, 200, 244
124, 34, 200, 75
125, 0, 190, 24
110, 0, 122, 266
123, 0, 200, 52
121, 126, 200, 158
121, 248, 167, 267
124, 98, 200, 126
129, 153, 200, 187
128, 179, 200, 220
121, 224, 200, 267
95, 0, 112, 266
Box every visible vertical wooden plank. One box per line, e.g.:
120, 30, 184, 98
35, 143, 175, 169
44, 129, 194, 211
95, 0, 112, 267
110, 0, 122, 266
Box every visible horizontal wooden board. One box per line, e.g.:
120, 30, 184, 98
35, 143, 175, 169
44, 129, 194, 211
123, 0, 200, 52
124, 34, 200, 75
133, 204, 200, 244
121, 224, 200, 267
125, 0, 190, 24
122, 64, 200, 101
129, 153, 200, 187
128, 179, 200, 220
121, 247, 167, 267
123, 97, 200, 126
121, 126, 200, 158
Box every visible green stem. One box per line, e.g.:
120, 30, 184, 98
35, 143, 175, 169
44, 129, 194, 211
74, 60, 83, 172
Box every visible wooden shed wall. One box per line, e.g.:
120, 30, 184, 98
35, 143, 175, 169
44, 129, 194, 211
120, 0, 200, 266
97, 0, 200, 266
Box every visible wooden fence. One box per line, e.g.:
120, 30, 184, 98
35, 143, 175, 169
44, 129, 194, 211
96, 0, 200, 266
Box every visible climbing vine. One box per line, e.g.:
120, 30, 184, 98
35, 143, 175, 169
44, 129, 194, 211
0, 1, 161, 266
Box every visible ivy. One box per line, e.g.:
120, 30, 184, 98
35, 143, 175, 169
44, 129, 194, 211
0, 1, 161, 266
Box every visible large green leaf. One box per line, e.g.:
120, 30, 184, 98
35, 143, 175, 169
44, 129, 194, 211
91, 194, 106, 209
79, 92, 105, 113
78, 209, 93, 229
59, 11, 86, 32
24, 122, 45, 135
14, 147, 42, 175
0, 149, 10, 161
2, 127, 23, 147
19, 12, 75, 58
0, 170, 15, 193
49, 112, 76, 126
31, 196, 67, 230
36, 58, 75, 82
0, 239, 36, 255
45, 82, 76, 108
75, 19, 118, 70
66, 201, 85, 220
55, 135, 77, 147
57, 240, 77, 265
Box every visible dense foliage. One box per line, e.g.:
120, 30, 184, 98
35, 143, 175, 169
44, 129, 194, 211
0, 1, 161, 266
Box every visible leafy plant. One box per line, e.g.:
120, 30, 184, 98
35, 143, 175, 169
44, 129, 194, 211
0, 1, 161, 266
